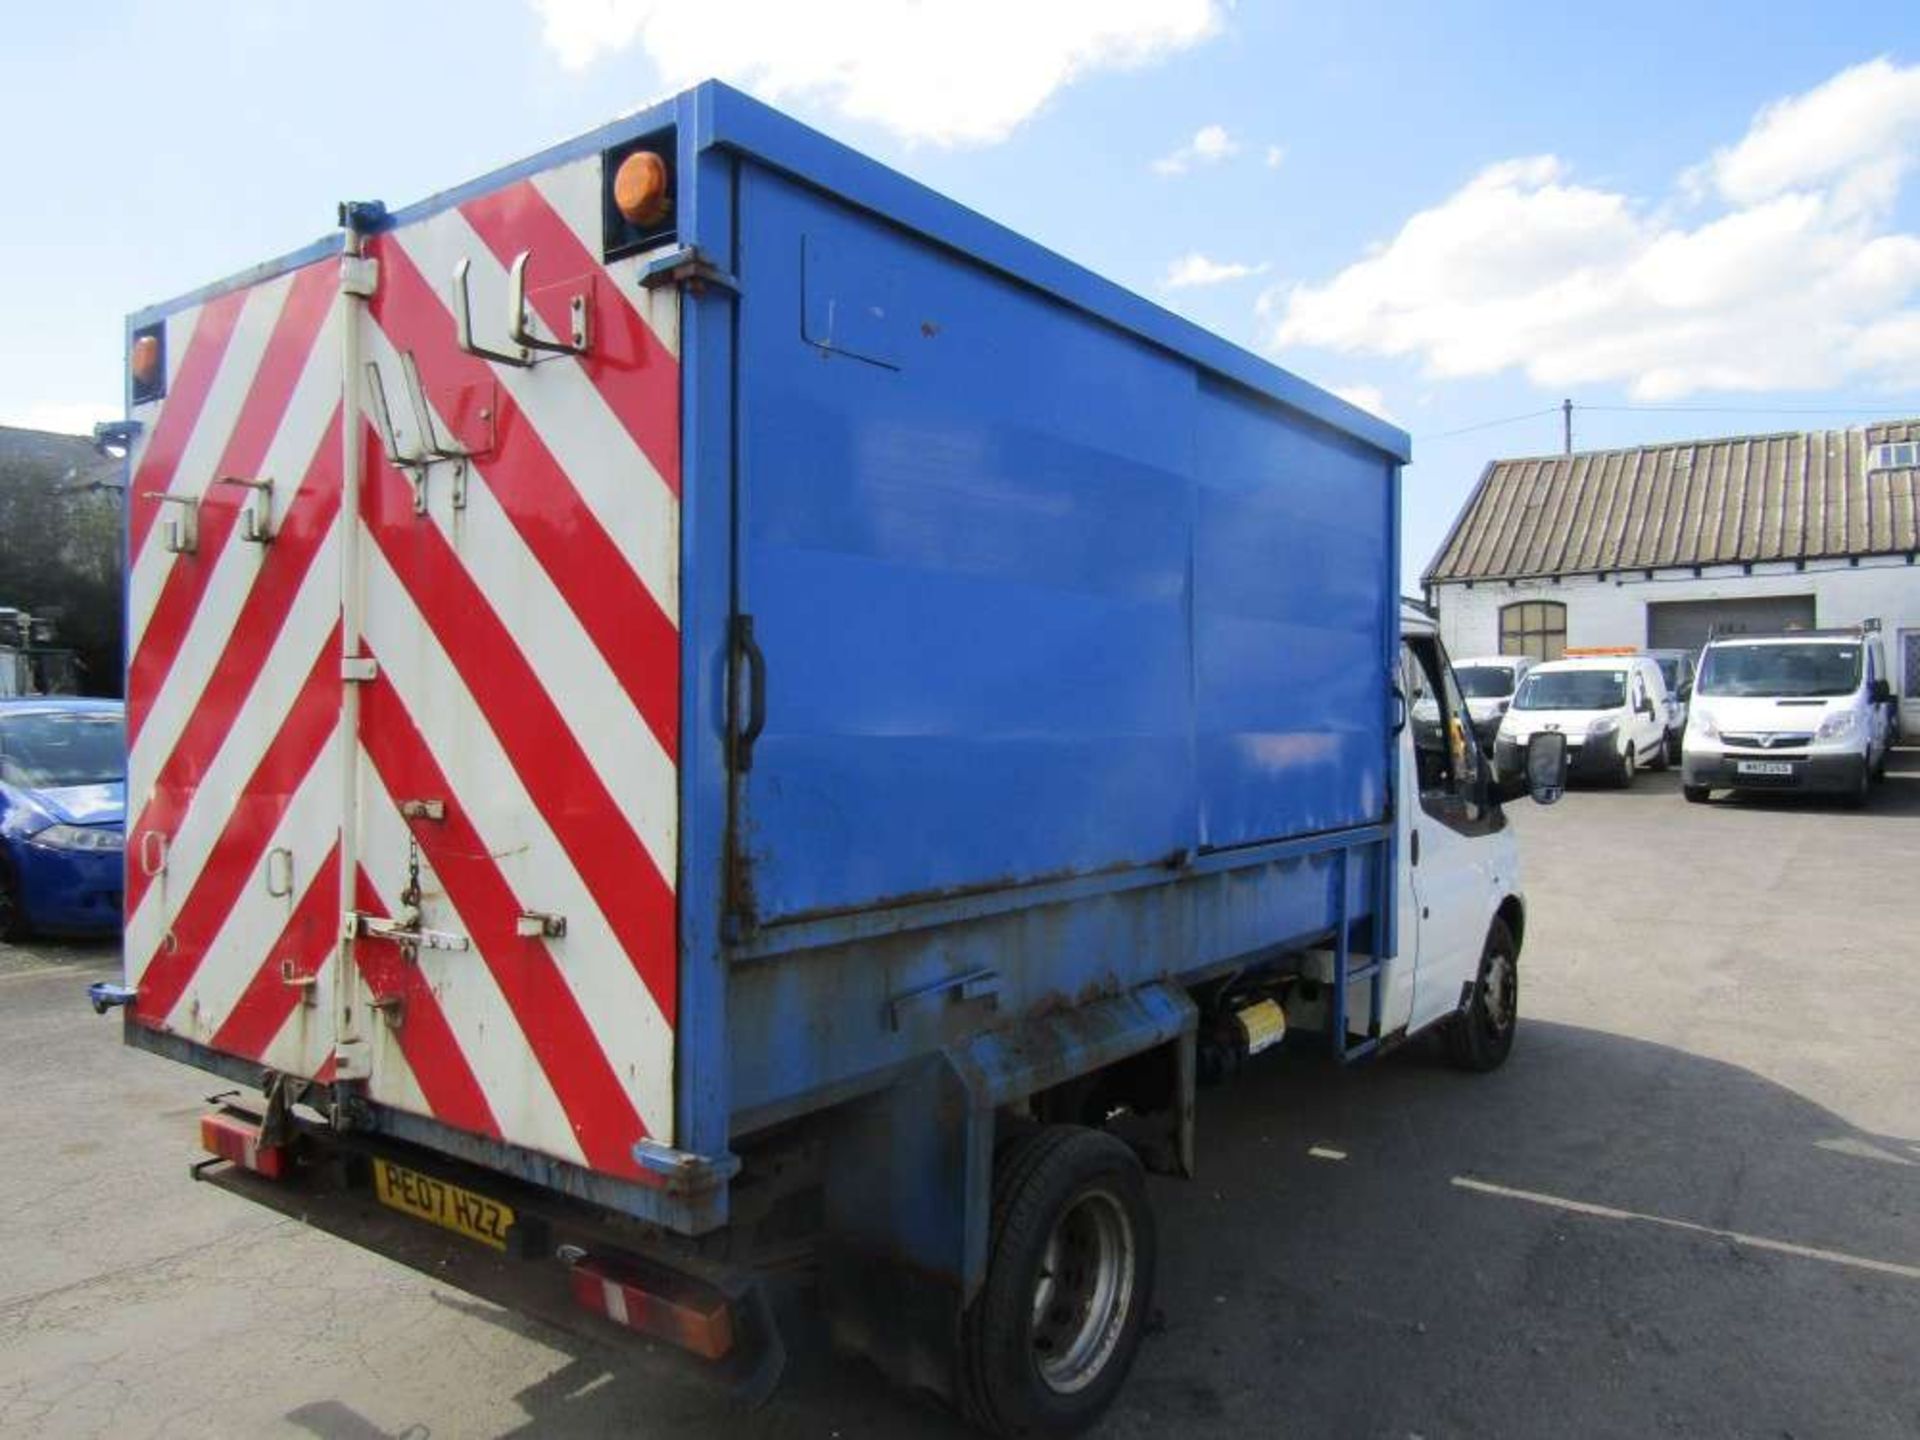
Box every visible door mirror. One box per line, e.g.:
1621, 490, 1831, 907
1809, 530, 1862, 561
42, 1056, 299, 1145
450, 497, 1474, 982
1526, 731, 1569, 806
1869, 678, 1892, 705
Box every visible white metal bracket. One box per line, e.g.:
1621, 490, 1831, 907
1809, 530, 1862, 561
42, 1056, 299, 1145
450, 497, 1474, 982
146, 493, 199, 554
216, 475, 274, 543
341, 656, 378, 683
340, 256, 379, 298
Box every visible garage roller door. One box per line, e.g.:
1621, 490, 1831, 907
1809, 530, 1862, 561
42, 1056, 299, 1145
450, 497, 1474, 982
1646, 595, 1816, 652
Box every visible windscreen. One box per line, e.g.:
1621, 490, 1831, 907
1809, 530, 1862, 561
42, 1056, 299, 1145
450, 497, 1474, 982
1455, 664, 1517, 699
0, 710, 126, 788
1656, 658, 1682, 691
1514, 669, 1626, 711
1697, 644, 1860, 698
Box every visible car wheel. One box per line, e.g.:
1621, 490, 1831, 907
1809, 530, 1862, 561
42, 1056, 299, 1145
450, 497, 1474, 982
1682, 784, 1711, 804
1843, 759, 1871, 810
959, 1127, 1155, 1437
1649, 733, 1671, 772
1447, 918, 1518, 1072
1615, 741, 1636, 788
1668, 728, 1684, 765
0, 861, 25, 943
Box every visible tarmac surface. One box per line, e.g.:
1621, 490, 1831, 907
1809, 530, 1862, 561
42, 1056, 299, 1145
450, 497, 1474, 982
2, 753, 1917, 1437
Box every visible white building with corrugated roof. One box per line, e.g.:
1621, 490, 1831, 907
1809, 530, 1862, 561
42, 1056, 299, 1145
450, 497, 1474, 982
1424, 420, 1920, 731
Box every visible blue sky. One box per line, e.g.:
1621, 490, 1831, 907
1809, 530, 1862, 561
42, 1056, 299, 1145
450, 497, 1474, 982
3, 1, 1916, 583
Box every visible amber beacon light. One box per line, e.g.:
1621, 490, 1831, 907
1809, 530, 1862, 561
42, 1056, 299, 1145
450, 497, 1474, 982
130, 334, 161, 388
613, 150, 671, 228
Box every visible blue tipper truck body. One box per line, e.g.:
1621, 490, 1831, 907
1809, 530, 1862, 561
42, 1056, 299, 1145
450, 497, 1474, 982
113, 82, 1455, 1433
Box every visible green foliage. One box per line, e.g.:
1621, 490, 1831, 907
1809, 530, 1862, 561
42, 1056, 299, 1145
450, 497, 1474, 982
0, 430, 124, 697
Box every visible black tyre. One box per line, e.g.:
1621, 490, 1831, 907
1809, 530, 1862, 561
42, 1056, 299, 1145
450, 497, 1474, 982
0, 859, 24, 942
1447, 918, 1518, 1073
1842, 759, 1871, 809
1682, 784, 1711, 804
1667, 728, 1684, 765
1614, 741, 1637, 789
1649, 733, 1671, 772
959, 1126, 1155, 1437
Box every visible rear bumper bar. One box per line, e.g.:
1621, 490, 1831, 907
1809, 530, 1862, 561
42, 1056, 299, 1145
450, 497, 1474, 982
193, 1112, 786, 1403
122, 1020, 734, 1233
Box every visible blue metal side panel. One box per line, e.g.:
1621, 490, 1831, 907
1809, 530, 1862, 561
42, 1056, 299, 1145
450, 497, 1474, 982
673, 86, 738, 1166
735, 167, 1198, 921
1192, 378, 1394, 847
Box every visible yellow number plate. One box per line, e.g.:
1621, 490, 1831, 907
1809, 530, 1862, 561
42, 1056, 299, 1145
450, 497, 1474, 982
373, 1158, 515, 1252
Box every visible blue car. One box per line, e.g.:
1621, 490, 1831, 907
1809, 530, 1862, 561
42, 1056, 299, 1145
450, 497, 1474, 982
0, 698, 125, 938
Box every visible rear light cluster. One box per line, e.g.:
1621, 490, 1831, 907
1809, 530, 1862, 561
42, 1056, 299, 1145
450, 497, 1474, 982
563, 1249, 734, 1359
199, 1109, 289, 1179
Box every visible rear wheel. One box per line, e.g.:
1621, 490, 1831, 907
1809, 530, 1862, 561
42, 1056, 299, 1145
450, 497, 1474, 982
1649, 733, 1671, 772
1682, 784, 1711, 804
1447, 918, 1518, 1072
959, 1127, 1155, 1437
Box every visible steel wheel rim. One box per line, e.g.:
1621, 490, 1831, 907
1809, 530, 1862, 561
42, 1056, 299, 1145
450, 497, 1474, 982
1483, 949, 1516, 1033
1030, 1186, 1136, 1395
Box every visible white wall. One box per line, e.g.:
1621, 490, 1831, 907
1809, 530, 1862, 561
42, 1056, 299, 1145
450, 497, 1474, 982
1435, 557, 1920, 686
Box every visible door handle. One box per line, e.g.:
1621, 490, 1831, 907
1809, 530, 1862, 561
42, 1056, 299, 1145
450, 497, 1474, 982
733, 614, 767, 772
1409, 829, 1420, 867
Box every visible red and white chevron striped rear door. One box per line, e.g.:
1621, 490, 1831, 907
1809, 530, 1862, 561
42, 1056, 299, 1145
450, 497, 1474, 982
128, 152, 682, 1172
126, 248, 347, 1092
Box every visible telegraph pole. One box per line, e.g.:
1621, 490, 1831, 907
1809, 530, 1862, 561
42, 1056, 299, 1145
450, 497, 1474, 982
1562, 398, 1573, 455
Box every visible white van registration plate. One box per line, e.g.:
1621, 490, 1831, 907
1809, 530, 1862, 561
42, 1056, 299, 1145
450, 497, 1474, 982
1736, 760, 1794, 776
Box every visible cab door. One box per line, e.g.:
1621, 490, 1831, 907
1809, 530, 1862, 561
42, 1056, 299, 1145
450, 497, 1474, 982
1399, 636, 1506, 1033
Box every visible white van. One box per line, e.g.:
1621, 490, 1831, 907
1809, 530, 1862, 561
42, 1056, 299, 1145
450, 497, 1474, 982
1494, 654, 1671, 787
1449, 655, 1537, 753
1681, 627, 1892, 804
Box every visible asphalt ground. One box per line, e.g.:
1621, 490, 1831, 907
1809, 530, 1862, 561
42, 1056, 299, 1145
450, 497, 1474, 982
2, 751, 1916, 1437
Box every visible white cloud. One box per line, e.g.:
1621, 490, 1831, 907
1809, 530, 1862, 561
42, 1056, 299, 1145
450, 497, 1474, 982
0, 400, 118, 437
1164, 252, 1269, 289
532, 0, 1224, 146
1702, 56, 1920, 208
1264, 144, 1286, 169
1329, 383, 1394, 421
1269, 59, 1920, 400
1153, 123, 1238, 175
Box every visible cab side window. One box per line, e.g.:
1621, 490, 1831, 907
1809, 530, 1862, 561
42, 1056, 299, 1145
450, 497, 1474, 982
1402, 637, 1487, 826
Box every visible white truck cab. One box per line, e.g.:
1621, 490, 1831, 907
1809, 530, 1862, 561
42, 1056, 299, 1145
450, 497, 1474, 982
1389, 611, 1565, 1064
1682, 627, 1892, 804
1494, 654, 1671, 787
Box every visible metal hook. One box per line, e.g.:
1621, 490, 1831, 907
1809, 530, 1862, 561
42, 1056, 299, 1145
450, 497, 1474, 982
144, 493, 198, 554
216, 475, 274, 543
398, 352, 472, 510
451, 257, 531, 368
399, 353, 470, 461
364, 361, 430, 514
506, 251, 590, 357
